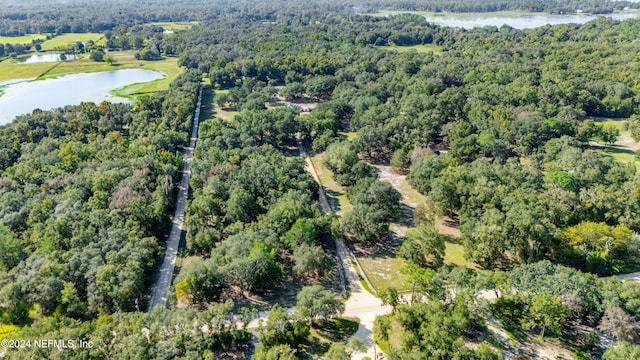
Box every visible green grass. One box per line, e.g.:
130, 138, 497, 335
373, 314, 404, 355
357, 256, 409, 292
41, 33, 104, 51
0, 59, 55, 81
309, 153, 352, 214
587, 117, 640, 170
445, 241, 478, 269
304, 317, 360, 357
211, 90, 240, 121
376, 44, 443, 55
0, 34, 46, 45
590, 117, 628, 132
338, 131, 358, 141
146, 21, 198, 30
594, 145, 640, 172
0, 51, 182, 97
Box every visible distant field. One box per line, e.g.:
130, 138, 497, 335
0, 51, 182, 94
41, 33, 104, 51
588, 117, 640, 170
0, 34, 46, 45
591, 116, 628, 132
146, 21, 198, 30
376, 44, 443, 55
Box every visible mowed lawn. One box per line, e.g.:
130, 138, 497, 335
0, 34, 46, 45
41, 33, 105, 51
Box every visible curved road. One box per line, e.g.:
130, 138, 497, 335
148, 86, 203, 312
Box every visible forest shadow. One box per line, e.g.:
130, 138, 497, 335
353, 230, 404, 259
325, 189, 342, 212
398, 203, 415, 227
586, 143, 635, 155
605, 144, 635, 155
198, 85, 215, 121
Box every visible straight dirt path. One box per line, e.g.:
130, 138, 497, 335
147, 86, 203, 311
296, 141, 391, 360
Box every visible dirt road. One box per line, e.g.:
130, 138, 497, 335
297, 141, 391, 359
147, 86, 203, 311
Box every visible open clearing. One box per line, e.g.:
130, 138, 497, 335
0, 34, 46, 45
309, 154, 477, 293
146, 21, 198, 30
309, 153, 352, 215
588, 117, 640, 170
376, 44, 443, 55
40, 33, 105, 51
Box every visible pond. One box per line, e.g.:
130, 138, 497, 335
0, 69, 165, 124
19, 53, 78, 64
422, 10, 640, 29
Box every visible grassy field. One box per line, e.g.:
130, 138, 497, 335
588, 117, 640, 170
0, 34, 46, 45
146, 21, 198, 30
591, 117, 628, 132
49, 52, 181, 95
210, 90, 240, 121
41, 33, 105, 51
376, 44, 443, 55
445, 241, 477, 269
0, 59, 55, 81
357, 255, 409, 292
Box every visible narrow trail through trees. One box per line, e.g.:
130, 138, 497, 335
296, 140, 392, 360
147, 86, 203, 312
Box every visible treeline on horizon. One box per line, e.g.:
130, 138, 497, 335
5, 2, 640, 359
0, 0, 637, 36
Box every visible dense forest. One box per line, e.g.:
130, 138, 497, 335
0, 0, 638, 36
4, 0, 640, 359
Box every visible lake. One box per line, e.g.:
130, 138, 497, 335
19, 53, 78, 64
374, 10, 640, 29
0, 69, 165, 124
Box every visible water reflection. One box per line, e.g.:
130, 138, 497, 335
0, 69, 165, 124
